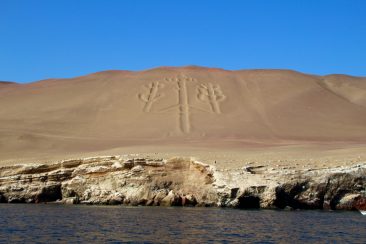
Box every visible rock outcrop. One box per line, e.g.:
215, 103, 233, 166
0, 157, 216, 206
0, 156, 365, 211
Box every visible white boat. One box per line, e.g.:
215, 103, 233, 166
360, 210, 366, 215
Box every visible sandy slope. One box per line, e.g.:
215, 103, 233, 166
0, 66, 366, 166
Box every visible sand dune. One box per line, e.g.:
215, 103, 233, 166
0, 66, 365, 164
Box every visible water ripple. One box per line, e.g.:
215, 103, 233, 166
0, 205, 365, 243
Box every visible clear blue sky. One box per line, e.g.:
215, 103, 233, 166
1, 0, 365, 83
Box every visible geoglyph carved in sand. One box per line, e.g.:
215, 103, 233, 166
138, 76, 226, 134
138, 81, 164, 112
197, 83, 226, 114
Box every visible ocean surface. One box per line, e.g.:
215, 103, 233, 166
0, 205, 365, 243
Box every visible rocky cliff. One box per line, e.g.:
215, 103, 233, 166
0, 156, 365, 211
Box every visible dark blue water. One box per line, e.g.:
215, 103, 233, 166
0, 205, 365, 243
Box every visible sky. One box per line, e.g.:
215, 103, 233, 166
1, 0, 366, 83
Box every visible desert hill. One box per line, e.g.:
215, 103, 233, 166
0, 66, 366, 164
0, 81, 16, 86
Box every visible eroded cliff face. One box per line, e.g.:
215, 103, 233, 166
0, 156, 365, 211
0, 157, 217, 206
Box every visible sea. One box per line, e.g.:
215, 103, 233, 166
0, 204, 365, 243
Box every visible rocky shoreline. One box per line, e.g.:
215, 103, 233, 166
0, 156, 365, 211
